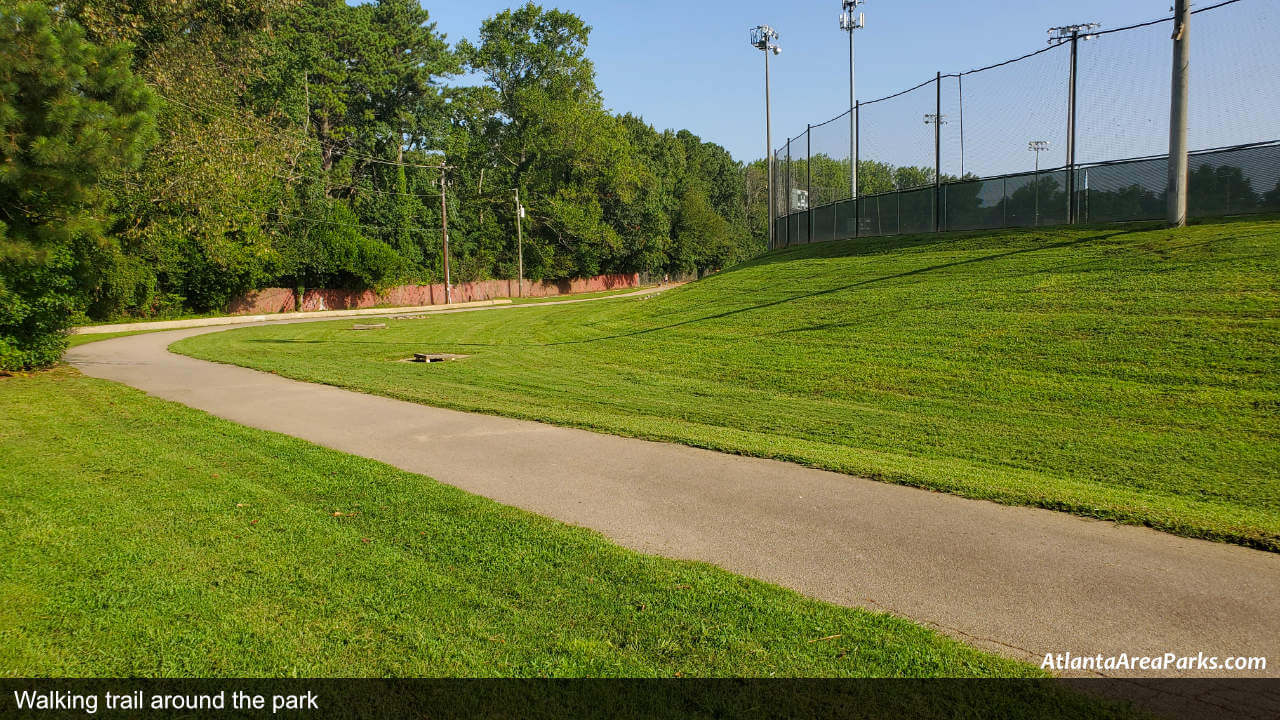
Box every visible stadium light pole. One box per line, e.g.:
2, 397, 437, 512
926, 111, 947, 231
1029, 140, 1049, 226
839, 1, 865, 201
1048, 22, 1100, 224
751, 25, 781, 249
924, 113, 948, 173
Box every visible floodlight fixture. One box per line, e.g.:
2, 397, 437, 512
751, 25, 780, 53
1047, 22, 1101, 44
1028, 140, 1050, 225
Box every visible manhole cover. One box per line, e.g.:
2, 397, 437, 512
401, 353, 470, 363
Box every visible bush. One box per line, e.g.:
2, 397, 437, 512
0, 231, 77, 371
281, 201, 405, 292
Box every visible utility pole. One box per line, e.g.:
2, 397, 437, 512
926, 73, 944, 233
839, 1, 865, 201
514, 187, 524, 297
1168, 0, 1190, 227
439, 167, 452, 304
751, 26, 781, 249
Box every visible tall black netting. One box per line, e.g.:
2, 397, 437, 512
858, 79, 938, 192
1190, 0, 1280, 152
765, 0, 1279, 248
938, 75, 965, 181
785, 131, 806, 217
809, 110, 854, 208
952, 44, 1070, 178
772, 144, 786, 214
1075, 19, 1170, 165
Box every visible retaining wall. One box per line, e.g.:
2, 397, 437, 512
228, 273, 642, 315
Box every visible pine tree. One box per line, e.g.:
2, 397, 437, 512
0, 0, 157, 370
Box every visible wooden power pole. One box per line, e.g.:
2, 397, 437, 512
439, 168, 451, 304
515, 187, 524, 297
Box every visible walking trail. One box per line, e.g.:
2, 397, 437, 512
66, 295, 1279, 691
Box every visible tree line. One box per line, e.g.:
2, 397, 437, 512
1, 0, 769, 369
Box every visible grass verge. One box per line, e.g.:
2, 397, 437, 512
509, 286, 657, 304
65, 329, 166, 348
174, 219, 1280, 550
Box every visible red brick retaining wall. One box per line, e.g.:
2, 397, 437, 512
227, 273, 642, 315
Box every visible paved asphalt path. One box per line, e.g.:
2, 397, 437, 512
66, 304, 1280, 688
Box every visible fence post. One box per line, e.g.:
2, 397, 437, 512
854, 102, 861, 238
806, 125, 813, 244
1168, 0, 1190, 227
1002, 177, 1007, 227
958, 75, 965, 177
934, 71, 942, 233
785, 138, 792, 245
1066, 29, 1080, 223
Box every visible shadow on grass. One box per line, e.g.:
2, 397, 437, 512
242, 231, 1125, 352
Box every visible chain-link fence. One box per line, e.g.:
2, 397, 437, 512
770, 0, 1280, 249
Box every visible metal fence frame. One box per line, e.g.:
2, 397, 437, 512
769, 0, 1279, 249
774, 141, 1280, 247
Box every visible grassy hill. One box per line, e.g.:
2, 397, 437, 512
1, 367, 1048, 680
176, 217, 1280, 550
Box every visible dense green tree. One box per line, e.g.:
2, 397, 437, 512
0, 0, 157, 369
671, 187, 733, 276
62, 0, 300, 315
459, 3, 644, 280
6, 0, 759, 367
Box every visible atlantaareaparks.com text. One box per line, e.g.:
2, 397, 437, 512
1042, 652, 1268, 672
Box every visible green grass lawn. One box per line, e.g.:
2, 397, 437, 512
175, 218, 1280, 550
0, 367, 1050, 681
65, 329, 165, 348
510, 286, 657, 304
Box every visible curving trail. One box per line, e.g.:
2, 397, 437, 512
66, 298, 1279, 694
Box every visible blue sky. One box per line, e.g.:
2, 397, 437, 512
425, 1, 1190, 162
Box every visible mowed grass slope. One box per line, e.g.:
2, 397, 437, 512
176, 218, 1280, 550
0, 368, 1044, 680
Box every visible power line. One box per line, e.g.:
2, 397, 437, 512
242, 205, 437, 235
153, 90, 453, 203
153, 88, 448, 171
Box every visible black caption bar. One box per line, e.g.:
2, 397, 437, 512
2, 679, 1278, 720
